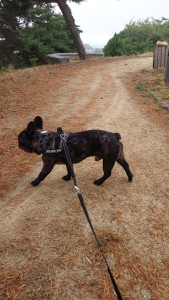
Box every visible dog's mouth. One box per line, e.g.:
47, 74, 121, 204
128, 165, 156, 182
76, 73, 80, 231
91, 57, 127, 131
18, 143, 32, 153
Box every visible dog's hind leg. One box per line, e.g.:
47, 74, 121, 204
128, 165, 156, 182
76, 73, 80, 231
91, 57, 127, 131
116, 142, 133, 182
94, 158, 115, 186
117, 158, 133, 181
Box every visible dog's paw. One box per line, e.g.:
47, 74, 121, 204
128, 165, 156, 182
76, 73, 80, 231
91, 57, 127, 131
128, 174, 133, 182
93, 179, 103, 186
62, 175, 71, 181
31, 180, 39, 186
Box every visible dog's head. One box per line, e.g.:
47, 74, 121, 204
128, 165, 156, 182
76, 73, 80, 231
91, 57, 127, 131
18, 116, 43, 153
18, 116, 64, 155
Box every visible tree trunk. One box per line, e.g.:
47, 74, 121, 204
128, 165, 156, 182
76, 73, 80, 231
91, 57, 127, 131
42, 0, 86, 60
164, 48, 169, 82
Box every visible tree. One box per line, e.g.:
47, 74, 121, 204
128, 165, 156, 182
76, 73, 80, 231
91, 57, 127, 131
19, 5, 79, 66
0, 2, 81, 68
0, 0, 35, 68
0, 0, 86, 68
38, 0, 86, 59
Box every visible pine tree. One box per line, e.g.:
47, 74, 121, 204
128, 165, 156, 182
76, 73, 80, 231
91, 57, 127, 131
0, 0, 34, 68
37, 0, 86, 59
0, 1, 82, 68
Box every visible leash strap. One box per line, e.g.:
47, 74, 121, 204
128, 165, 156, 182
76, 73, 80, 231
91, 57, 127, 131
60, 134, 123, 300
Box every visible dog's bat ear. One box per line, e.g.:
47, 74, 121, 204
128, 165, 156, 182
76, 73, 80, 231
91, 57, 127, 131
57, 127, 63, 134
27, 121, 36, 135
34, 116, 43, 129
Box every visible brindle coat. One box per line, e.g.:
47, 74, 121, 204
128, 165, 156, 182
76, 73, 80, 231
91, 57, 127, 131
18, 116, 133, 186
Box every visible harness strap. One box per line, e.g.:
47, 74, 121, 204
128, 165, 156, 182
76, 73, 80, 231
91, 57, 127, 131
60, 134, 124, 300
43, 132, 69, 154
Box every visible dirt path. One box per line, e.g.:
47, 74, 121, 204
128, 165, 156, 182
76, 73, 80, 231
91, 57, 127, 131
0, 56, 169, 299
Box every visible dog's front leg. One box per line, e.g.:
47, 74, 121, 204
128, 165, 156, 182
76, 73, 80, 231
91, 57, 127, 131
62, 163, 72, 181
31, 159, 54, 186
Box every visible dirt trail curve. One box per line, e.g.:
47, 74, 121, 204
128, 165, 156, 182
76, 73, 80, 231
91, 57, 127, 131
0, 57, 169, 299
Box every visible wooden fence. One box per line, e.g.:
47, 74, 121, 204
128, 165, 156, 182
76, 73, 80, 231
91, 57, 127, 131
153, 45, 169, 68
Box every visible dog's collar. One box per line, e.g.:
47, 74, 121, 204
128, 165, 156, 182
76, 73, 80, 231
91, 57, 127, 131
43, 132, 69, 154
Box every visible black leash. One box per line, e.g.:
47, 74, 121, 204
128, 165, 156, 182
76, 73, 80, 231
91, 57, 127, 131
60, 133, 124, 300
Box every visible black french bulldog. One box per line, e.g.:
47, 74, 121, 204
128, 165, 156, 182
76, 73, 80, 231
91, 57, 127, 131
18, 116, 133, 186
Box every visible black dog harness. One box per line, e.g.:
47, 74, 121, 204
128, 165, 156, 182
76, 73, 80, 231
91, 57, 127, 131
44, 132, 69, 154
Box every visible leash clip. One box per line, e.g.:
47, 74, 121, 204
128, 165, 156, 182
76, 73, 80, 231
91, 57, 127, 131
60, 132, 69, 142
74, 185, 80, 194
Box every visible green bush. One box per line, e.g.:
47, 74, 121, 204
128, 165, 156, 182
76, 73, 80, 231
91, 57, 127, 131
104, 18, 169, 57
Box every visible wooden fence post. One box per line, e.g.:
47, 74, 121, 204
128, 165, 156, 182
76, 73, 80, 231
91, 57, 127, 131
164, 48, 169, 82
153, 42, 169, 69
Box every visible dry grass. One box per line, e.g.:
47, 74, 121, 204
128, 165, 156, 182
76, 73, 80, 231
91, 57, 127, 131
0, 57, 168, 299
1, 223, 168, 299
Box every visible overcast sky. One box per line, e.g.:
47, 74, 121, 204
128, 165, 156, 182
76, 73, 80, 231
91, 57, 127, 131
65, 0, 169, 47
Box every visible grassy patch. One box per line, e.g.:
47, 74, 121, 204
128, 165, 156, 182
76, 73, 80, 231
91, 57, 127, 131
136, 81, 147, 92
133, 68, 169, 109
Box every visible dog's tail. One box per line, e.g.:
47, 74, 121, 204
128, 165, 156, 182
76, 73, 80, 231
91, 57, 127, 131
115, 133, 121, 140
